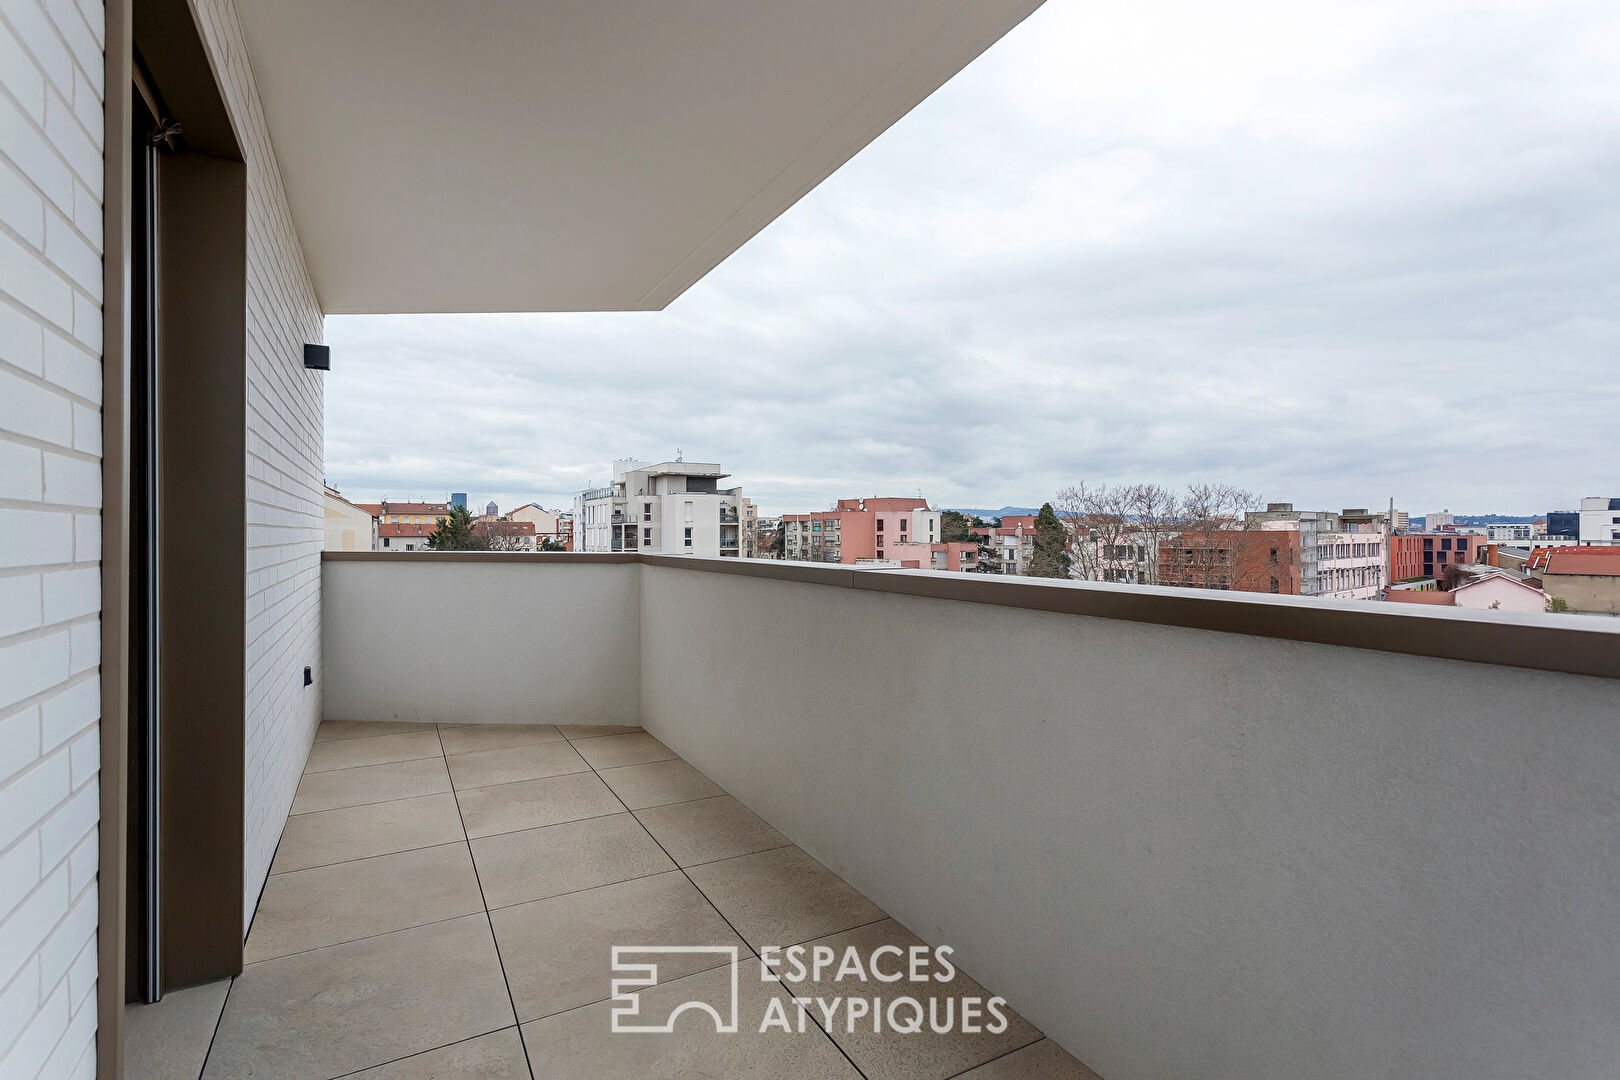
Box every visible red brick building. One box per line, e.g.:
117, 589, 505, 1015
1388, 533, 1486, 585
1158, 526, 1302, 594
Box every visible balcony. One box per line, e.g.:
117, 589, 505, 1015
156, 552, 1620, 1080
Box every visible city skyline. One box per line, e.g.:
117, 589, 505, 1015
325, 0, 1619, 518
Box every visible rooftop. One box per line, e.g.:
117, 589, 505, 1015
1544, 553, 1620, 577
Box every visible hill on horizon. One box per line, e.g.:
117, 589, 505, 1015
944, 506, 1041, 520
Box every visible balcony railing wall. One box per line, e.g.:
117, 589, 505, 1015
323, 552, 1620, 1080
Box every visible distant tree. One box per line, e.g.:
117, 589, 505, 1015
940, 511, 974, 543
764, 521, 785, 559
476, 519, 533, 552
426, 505, 479, 550
1026, 503, 1072, 578
538, 537, 567, 552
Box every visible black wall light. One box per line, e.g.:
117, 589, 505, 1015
303, 343, 330, 370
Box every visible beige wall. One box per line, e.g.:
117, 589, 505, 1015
1543, 573, 1620, 615
324, 494, 375, 552
638, 563, 1620, 1080
322, 558, 641, 725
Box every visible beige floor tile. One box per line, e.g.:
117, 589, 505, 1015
246, 843, 484, 962
776, 919, 1042, 1080
203, 916, 514, 1080
125, 979, 230, 1080
954, 1039, 1104, 1079
634, 796, 790, 867
492, 870, 748, 1021
340, 1029, 532, 1079
437, 722, 565, 755
305, 729, 444, 773
470, 812, 675, 909
520, 964, 860, 1079
270, 793, 465, 874
685, 845, 884, 951
598, 758, 724, 810
457, 771, 625, 839
571, 731, 677, 769
557, 724, 643, 739
316, 720, 430, 743
292, 756, 451, 815
446, 740, 589, 790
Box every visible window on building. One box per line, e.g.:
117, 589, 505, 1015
643, 503, 652, 521
876, 519, 884, 532
899, 519, 907, 532
643, 528, 651, 543
1423, 538, 1433, 550
1270, 577, 1279, 593
1270, 548, 1279, 563
684, 527, 692, 548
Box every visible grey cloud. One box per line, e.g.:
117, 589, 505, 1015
325, 0, 1620, 517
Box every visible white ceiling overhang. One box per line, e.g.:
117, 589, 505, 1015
234, 0, 1043, 314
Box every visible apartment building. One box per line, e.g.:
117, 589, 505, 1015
1485, 522, 1537, 542
782, 498, 941, 564
1245, 504, 1391, 600
1158, 523, 1302, 595
574, 460, 746, 556
985, 515, 1036, 575
1389, 533, 1488, 585
740, 498, 759, 558
509, 503, 569, 549
322, 487, 377, 552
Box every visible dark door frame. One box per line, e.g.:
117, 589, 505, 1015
101, 0, 250, 1073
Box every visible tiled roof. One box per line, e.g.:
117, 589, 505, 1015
1544, 553, 1620, 577
372, 501, 449, 515
1527, 545, 1620, 571
379, 522, 437, 538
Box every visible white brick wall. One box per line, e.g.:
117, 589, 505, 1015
0, 0, 104, 1074
187, 0, 325, 932
4, 0, 323, 1069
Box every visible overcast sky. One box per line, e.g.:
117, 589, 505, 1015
325, 0, 1620, 518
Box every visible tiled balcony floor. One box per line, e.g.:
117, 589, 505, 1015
199, 721, 1099, 1079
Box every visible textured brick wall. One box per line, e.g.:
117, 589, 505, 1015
0, 0, 106, 1073
2, 0, 324, 1069
188, 0, 326, 933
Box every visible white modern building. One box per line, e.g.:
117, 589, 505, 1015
1314, 525, 1388, 600
1485, 522, 1537, 542
1578, 497, 1620, 545
574, 460, 746, 557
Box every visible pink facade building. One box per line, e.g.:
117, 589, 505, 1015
782, 498, 943, 564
